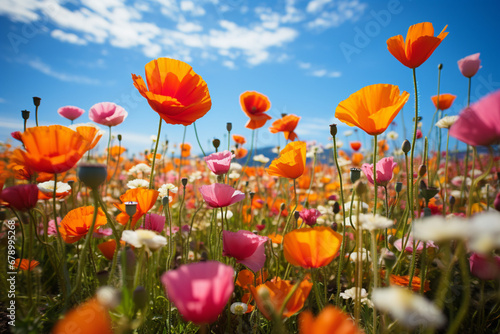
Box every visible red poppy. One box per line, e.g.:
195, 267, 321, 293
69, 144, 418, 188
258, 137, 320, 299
0, 184, 39, 211
269, 114, 301, 141
240, 91, 272, 130
349, 141, 361, 151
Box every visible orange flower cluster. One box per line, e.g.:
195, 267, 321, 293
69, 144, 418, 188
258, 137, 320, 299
114, 188, 159, 228
269, 114, 301, 141
59, 206, 107, 243
266, 141, 307, 179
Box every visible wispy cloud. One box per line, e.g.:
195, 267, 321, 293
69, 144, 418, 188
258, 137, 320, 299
26, 58, 101, 85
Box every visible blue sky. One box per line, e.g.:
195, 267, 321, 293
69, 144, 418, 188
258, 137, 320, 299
1, 0, 499, 156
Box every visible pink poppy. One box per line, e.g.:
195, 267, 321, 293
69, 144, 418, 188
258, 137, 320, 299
457, 53, 481, 78
393, 236, 438, 253
299, 209, 322, 226
469, 253, 500, 280
0, 184, 39, 211
161, 261, 234, 324
57, 106, 85, 121
89, 102, 128, 127
199, 183, 245, 208
11, 131, 22, 142
93, 228, 112, 238
204, 150, 233, 175
223, 230, 268, 272
450, 89, 500, 146
140, 213, 165, 233
361, 157, 397, 186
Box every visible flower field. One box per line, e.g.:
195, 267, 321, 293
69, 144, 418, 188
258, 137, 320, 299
1, 21, 500, 334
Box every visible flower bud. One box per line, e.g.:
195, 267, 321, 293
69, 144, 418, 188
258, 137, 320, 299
32, 96, 41, 107
294, 210, 300, 221
181, 177, 188, 187
418, 164, 427, 178
395, 182, 403, 193
438, 63, 443, 70
21, 110, 30, 120
226, 122, 232, 132
382, 248, 396, 271
212, 138, 220, 149
249, 191, 255, 200
125, 201, 138, 217
280, 202, 286, 213
162, 196, 169, 206
350, 168, 361, 183
117, 134, 122, 141
96, 270, 109, 286
402, 140, 411, 154
281, 113, 287, 118
331, 222, 338, 231
329, 123, 338, 137
78, 163, 108, 189
332, 201, 340, 214
449, 195, 456, 207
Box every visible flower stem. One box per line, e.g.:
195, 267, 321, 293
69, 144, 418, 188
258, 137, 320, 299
149, 117, 163, 189
442, 130, 451, 215
193, 121, 206, 157
178, 125, 187, 185
370, 230, 378, 334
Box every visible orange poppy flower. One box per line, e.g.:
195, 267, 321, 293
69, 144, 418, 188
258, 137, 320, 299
351, 152, 364, 166
52, 298, 113, 334
14, 258, 40, 271
387, 22, 448, 69
269, 114, 301, 141
59, 206, 107, 244
240, 91, 272, 130
72, 125, 103, 150
147, 152, 162, 161
268, 233, 283, 244
389, 273, 430, 292
20, 125, 90, 174
114, 188, 159, 228
283, 226, 342, 269
250, 277, 312, 319
349, 141, 361, 151
232, 134, 246, 145
299, 305, 362, 334
378, 139, 389, 155
98, 239, 126, 260
266, 141, 306, 179
335, 84, 409, 136
132, 58, 212, 125
108, 145, 127, 156
235, 147, 248, 159
236, 269, 268, 290
180, 143, 191, 157
431, 93, 456, 110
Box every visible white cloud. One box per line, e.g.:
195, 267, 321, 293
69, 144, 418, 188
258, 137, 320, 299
328, 71, 341, 78
27, 58, 101, 85
222, 60, 236, 69
312, 69, 327, 77
177, 20, 203, 33
0, 98, 6, 103
298, 62, 311, 69
306, 0, 333, 13
179, 0, 205, 16
51, 29, 87, 45
307, 0, 366, 30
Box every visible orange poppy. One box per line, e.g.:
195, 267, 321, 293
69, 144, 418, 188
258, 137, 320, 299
132, 58, 212, 125
232, 134, 246, 145
240, 91, 272, 130
14, 258, 40, 271
335, 84, 409, 136
235, 147, 248, 159
236, 269, 268, 290
269, 114, 301, 141
250, 277, 312, 319
108, 145, 127, 156
72, 125, 102, 150
114, 188, 159, 228
59, 206, 107, 244
351, 152, 364, 166
378, 139, 389, 155
268, 233, 283, 244
98, 239, 125, 260
387, 22, 448, 69
349, 141, 361, 151
180, 143, 191, 157
147, 152, 162, 161
389, 273, 430, 292
299, 305, 362, 334
20, 125, 90, 174
431, 93, 456, 110
52, 298, 113, 334
283, 226, 342, 269
266, 141, 306, 179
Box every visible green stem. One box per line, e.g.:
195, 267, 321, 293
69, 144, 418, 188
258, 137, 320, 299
373, 134, 378, 215
370, 230, 378, 334
446, 242, 470, 334
35, 105, 39, 127
149, 117, 163, 189
178, 125, 187, 185
193, 121, 206, 157
442, 130, 451, 215
409, 68, 418, 225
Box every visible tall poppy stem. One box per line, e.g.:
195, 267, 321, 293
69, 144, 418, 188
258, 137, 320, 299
178, 125, 187, 185
409, 68, 418, 226
370, 230, 378, 333
373, 134, 378, 215
459, 77, 472, 206
193, 121, 206, 157
442, 129, 451, 215
149, 117, 163, 189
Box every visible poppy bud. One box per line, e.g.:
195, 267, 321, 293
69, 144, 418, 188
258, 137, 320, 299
350, 168, 361, 183
125, 201, 138, 217
200, 251, 208, 262
280, 202, 286, 213
402, 140, 411, 153
281, 113, 287, 118
294, 211, 300, 221
162, 196, 169, 206
395, 182, 403, 193
382, 249, 396, 270
331, 222, 338, 231
449, 195, 456, 207
418, 164, 427, 178
249, 191, 255, 200
96, 270, 109, 286
226, 122, 232, 132
21, 110, 30, 120
78, 163, 108, 190
32, 97, 41, 107
181, 177, 188, 187
354, 180, 368, 195
332, 202, 340, 214
423, 207, 432, 217
165, 140, 169, 147
438, 63, 443, 70
67, 180, 75, 187
329, 124, 338, 137
133, 286, 148, 309
212, 138, 220, 149
117, 134, 122, 141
